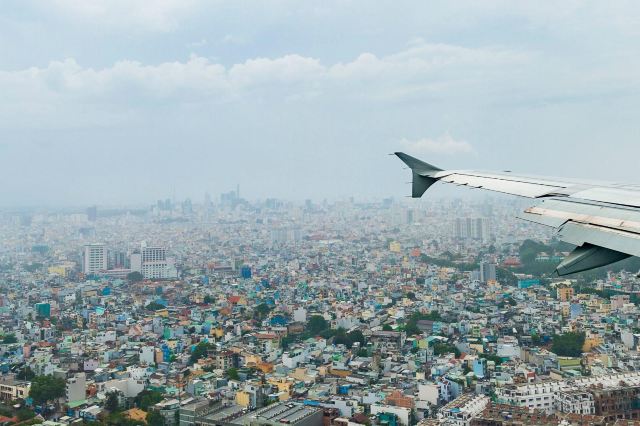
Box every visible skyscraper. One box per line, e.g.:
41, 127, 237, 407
83, 243, 107, 274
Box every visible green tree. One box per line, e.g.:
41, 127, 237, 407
147, 410, 166, 426
226, 368, 240, 381
382, 324, 393, 331
307, 315, 329, 335
103, 412, 146, 426
145, 302, 165, 311
519, 239, 549, 264
404, 311, 442, 336
2, 334, 17, 344
189, 342, 212, 364
281, 334, 300, 349
347, 330, 366, 346
432, 342, 461, 357
203, 295, 214, 304
29, 375, 66, 405
105, 390, 120, 412
551, 332, 585, 357
479, 353, 504, 365
16, 366, 35, 380
254, 303, 272, 320
134, 390, 164, 411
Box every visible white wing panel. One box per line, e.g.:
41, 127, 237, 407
438, 173, 562, 198
570, 187, 640, 208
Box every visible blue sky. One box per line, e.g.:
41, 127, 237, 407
1, 1, 640, 205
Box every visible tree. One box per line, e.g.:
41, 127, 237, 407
203, 295, 214, 304
147, 410, 166, 426
254, 303, 272, 320
2, 334, 17, 344
404, 311, 443, 336
433, 342, 460, 357
29, 375, 66, 405
382, 324, 393, 332
16, 366, 35, 380
134, 390, 163, 411
551, 332, 585, 357
127, 271, 144, 282
103, 412, 146, 426
281, 334, 299, 349
189, 342, 212, 364
227, 367, 240, 381
145, 302, 165, 311
105, 390, 120, 412
347, 330, 366, 347
307, 315, 329, 335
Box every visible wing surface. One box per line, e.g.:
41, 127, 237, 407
395, 152, 640, 275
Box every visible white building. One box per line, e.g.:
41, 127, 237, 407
139, 345, 155, 365
555, 390, 595, 415
132, 246, 177, 279
293, 307, 307, 323
66, 373, 86, 403
100, 378, 144, 398
82, 244, 107, 274
496, 371, 640, 414
438, 394, 490, 426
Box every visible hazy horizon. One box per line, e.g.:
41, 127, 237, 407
2, 1, 640, 206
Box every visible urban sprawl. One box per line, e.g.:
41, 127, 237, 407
1, 194, 640, 426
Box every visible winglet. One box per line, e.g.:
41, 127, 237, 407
394, 152, 442, 177
394, 152, 442, 198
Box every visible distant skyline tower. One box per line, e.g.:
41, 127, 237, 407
86, 205, 97, 222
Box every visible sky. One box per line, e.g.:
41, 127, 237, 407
1, 1, 640, 206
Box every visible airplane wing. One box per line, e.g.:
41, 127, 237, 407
395, 152, 640, 275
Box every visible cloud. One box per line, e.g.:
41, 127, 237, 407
0, 40, 530, 128
399, 133, 474, 155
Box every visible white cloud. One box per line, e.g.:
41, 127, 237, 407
399, 133, 474, 155
0, 39, 525, 105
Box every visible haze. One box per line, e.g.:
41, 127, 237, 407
2, 1, 640, 206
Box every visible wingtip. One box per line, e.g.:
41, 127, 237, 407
393, 152, 442, 175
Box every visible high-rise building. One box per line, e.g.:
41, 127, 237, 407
108, 250, 128, 269
453, 217, 491, 242
82, 243, 107, 274
131, 245, 177, 280
479, 261, 497, 283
